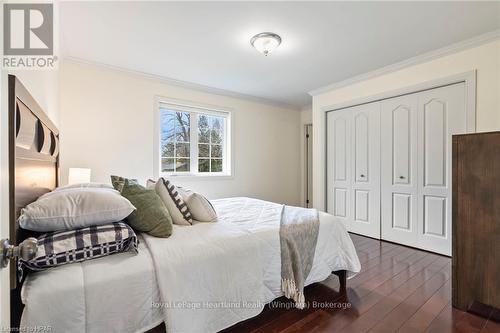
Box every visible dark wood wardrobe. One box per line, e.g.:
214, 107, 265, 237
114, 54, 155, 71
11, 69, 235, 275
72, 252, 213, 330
452, 131, 500, 317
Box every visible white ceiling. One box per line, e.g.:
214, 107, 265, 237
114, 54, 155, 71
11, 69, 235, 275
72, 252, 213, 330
60, 1, 500, 109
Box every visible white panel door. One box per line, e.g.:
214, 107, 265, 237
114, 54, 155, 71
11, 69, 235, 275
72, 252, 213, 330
327, 109, 352, 229
416, 83, 466, 255
327, 103, 380, 238
349, 103, 381, 238
381, 94, 419, 247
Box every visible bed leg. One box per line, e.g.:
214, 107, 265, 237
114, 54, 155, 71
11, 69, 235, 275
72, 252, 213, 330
333, 270, 347, 294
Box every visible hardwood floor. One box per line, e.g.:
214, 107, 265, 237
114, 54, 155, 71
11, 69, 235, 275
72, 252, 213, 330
221, 233, 500, 333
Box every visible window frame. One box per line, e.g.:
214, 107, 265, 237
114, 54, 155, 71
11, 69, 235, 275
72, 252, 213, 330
154, 97, 233, 179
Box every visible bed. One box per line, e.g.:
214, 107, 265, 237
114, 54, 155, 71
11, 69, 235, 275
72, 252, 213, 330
20, 197, 360, 333
8, 74, 361, 333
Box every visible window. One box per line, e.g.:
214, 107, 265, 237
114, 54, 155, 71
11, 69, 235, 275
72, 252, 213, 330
197, 114, 225, 173
159, 102, 231, 176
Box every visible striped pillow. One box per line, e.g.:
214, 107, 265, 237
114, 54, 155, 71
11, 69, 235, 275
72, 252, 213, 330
177, 187, 217, 222
18, 222, 138, 280
155, 178, 193, 225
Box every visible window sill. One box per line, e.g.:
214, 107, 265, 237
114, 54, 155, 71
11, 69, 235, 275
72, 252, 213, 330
160, 173, 234, 181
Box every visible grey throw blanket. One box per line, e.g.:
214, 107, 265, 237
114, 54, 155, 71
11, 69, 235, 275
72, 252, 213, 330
280, 205, 320, 309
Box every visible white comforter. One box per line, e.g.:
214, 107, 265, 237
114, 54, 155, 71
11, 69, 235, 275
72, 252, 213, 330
143, 197, 360, 333
21, 237, 163, 333
20, 197, 360, 333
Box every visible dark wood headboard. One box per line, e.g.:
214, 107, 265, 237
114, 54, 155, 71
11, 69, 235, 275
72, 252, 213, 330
8, 74, 59, 325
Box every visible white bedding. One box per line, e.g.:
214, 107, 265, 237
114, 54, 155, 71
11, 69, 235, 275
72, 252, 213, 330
21, 197, 360, 333
20, 236, 163, 333
143, 197, 361, 333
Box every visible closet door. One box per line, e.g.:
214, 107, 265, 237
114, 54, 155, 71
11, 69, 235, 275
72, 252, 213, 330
417, 83, 466, 255
327, 103, 380, 238
381, 94, 419, 246
349, 103, 381, 238
327, 109, 352, 229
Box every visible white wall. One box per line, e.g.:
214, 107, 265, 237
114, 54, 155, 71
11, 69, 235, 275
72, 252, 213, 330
0, 69, 59, 327
8, 71, 60, 125
312, 39, 500, 210
59, 61, 301, 205
299, 107, 312, 206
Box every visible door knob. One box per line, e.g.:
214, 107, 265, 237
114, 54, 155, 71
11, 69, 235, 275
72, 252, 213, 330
360, 174, 365, 178
399, 176, 406, 179
0, 238, 38, 268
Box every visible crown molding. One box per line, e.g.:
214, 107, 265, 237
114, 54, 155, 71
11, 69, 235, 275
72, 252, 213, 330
62, 56, 301, 111
309, 29, 500, 96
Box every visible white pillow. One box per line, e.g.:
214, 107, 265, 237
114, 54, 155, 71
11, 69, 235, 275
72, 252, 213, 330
155, 178, 193, 225
146, 179, 157, 190
54, 182, 114, 191
19, 188, 136, 232
177, 188, 217, 222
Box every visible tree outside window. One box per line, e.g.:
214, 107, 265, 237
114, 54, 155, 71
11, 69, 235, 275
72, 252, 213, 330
197, 114, 224, 173
160, 106, 228, 175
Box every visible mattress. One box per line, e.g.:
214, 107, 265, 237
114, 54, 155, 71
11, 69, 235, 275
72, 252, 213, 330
20, 235, 163, 333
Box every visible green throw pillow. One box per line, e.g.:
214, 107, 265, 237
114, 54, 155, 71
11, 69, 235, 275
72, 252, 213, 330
111, 176, 173, 238
111, 175, 139, 192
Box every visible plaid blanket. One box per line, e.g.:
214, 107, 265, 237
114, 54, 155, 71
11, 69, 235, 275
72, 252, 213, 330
19, 222, 138, 280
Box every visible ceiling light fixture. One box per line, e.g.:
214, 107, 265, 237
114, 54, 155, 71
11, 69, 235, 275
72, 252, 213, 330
250, 32, 281, 56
